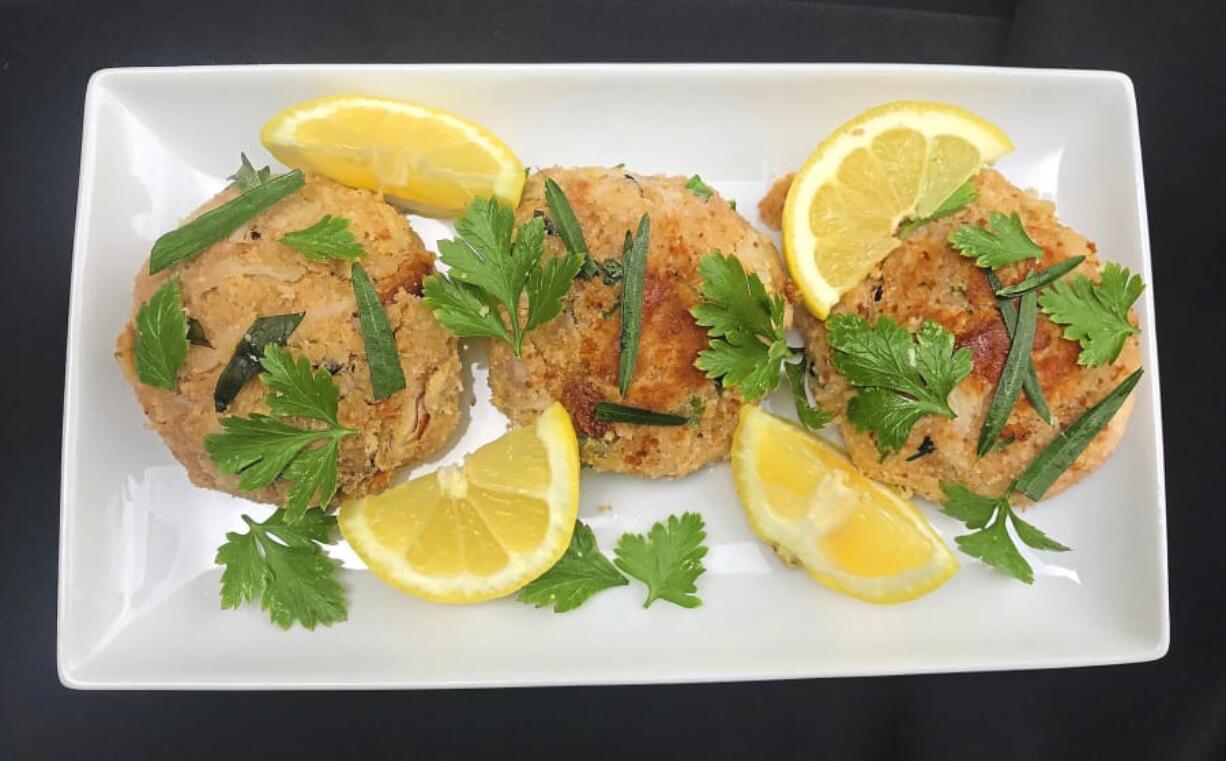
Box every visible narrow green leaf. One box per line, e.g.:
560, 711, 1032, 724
977, 290, 1038, 456
995, 256, 1085, 297
1015, 368, 1142, 500
351, 263, 407, 400
898, 181, 978, 237
685, 175, 714, 201
595, 401, 688, 426
618, 213, 650, 396
134, 279, 189, 390
543, 177, 589, 260
213, 313, 305, 412
987, 270, 1052, 425
150, 170, 304, 273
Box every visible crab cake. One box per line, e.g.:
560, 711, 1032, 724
798, 169, 1140, 502
116, 174, 462, 506
486, 167, 786, 478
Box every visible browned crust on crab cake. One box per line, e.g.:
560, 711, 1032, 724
115, 174, 462, 506
797, 168, 1140, 503
486, 166, 786, 478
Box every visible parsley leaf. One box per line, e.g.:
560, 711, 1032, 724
280, 215, 366, 262
827, 315, 972, 454
228, 152, 272, 191
216, 508, 346, 630
940, 482, 1070, 584
424, 197, 583, 356
950, 211, 1043, 269
205, 345, 356, 523
134, 278, 189, 390
614, 513, 708, 608
1038, 262, 1143, 366
518, 522, 629, 612
692, 252, 791, 402
685, 174, 714, 201
784, 359, 835, 431
898, 181, 978, 237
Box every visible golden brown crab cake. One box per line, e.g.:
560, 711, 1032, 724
486, 166, 786, 478
797, 169, 1140, 502
115, 173, 462, 507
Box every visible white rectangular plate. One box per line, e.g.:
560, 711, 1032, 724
60, 64, 1167, 689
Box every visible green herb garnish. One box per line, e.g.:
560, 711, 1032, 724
186, 316, 212, 348
228, 153, 272, 191
618, 214, 650, 396
692, 252, 790, 402
685, 175, 714, 201
940, 483, 1069, 584
826, 315, 972, 455
1038, 262, 1144, 367
940, 367, 1141, 581
351, 263, 406, 400
518, 522, 628, 612
213, 312, 304, 412
1014, 368, 1142, 500
216, 506, 346, 629
595, 401, 688, 426
977, 290, 1038, 456
986, 270, 1052, 424
134, 279, 189, 390
423, 197, 582, 357
784, 359, 835, 431
543, 177, 594, 276
150, 170, 304, 273
950, 211, 1042, 269
898, 181, 978, 237
281, 215, 366, 262
206, 344, 356, 523
995, 256, 1085, 297
614, 513, 707, 609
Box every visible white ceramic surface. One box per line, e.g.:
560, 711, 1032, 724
59, 64, 1167, 689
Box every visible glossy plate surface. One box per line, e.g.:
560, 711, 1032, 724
60, 64, 1167, 688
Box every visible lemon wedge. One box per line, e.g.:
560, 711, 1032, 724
783, 100, 1013, 318
731, 406, 958, 604
260, 93, 525, 217
339, 402, 579, 604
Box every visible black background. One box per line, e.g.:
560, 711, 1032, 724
3, 1, 1224, 758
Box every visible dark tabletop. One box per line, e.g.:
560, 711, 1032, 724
3, 0, 1223, 758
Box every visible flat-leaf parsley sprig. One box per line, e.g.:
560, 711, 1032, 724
692, 253, 832, 428
826, 315, 973, 455
518, 522, 629, 612
615, 513, 708, 609
1038, 262, 1144, 367
205, 344, 356, 523
423, 197, 583, 356
216, 506, 346, 629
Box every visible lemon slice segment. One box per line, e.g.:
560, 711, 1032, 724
783, 101, 1013, 318
260, 93, 525, 217
339, 403, 579, 603
731, 406, 958, 604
